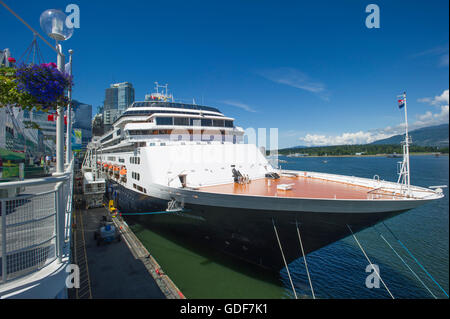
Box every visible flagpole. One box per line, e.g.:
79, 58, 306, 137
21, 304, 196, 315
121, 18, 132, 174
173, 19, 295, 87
65, 49, 73, 164
403, 91, 411, 195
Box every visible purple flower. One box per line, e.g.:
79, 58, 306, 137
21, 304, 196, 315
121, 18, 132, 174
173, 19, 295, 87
14, 62, 73, 109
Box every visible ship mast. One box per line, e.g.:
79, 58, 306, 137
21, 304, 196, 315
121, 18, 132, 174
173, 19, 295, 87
397, 91, 411, 196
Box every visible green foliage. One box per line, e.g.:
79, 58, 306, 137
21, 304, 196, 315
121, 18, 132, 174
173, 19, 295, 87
0, 67, 36, 110
279, 144, 449, 156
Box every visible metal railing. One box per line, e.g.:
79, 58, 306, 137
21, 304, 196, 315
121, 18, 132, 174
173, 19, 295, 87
0, 161, 73, 283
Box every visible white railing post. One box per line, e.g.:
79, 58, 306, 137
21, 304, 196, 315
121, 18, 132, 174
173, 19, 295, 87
54, 181, 64, 263
1, 200, 6, 283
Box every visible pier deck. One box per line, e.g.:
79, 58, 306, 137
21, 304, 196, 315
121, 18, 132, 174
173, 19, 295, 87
73, 207, 168, 298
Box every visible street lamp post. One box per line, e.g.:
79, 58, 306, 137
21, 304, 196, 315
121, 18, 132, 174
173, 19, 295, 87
56, 44, 65, 173
66, 49, 73, 164
40, 9, 73, 174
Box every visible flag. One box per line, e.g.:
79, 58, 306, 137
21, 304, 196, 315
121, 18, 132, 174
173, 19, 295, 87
398, 99, 405, 109
72, 129, 82, 151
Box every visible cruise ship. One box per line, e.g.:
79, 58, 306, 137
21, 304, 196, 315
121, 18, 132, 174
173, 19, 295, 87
87, 85, 444, 271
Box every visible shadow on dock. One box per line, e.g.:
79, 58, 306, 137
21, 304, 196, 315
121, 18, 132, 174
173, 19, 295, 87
72, 207, 166, 299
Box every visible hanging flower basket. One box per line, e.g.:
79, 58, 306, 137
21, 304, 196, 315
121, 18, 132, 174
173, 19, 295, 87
0, 62, 72, 111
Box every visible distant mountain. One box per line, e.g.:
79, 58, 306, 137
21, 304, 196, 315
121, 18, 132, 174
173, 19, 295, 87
371, 124, 449, 147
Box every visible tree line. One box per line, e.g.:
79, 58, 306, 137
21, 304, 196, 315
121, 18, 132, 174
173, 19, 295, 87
278, 144, 449, 156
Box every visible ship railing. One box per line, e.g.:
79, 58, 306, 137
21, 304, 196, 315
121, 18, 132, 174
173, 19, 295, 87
280, 169, 442, 200
125, 135, 238, 144
0, 160, 74, 284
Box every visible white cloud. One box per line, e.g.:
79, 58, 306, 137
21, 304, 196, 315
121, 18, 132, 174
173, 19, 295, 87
417, 111, 433, 121
411, 45, 449, 68
418, 89, 449, 106
414, 89, 449, 127
298, 89, 449, 146
440, 54, 449, 67
257, 67, 328, 100
414, 105, 449, 128
220, 100, 256, 112
299, 131, 393, 146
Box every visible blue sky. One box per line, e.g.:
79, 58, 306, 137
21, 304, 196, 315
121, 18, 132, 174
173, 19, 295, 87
1, 0, 448, 148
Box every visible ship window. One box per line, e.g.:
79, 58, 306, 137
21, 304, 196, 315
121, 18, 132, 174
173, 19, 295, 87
190, 118, 201, 126
174, 117, 189, 126
156, 117, 173, 125
132, 172, 140, 180
213, 119, 224, 127
225, 120, 234, 128
130, 157, 140, 164
201, 119, 212, 126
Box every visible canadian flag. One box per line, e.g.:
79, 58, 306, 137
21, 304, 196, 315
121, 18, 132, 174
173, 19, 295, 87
47, 114, 67, 125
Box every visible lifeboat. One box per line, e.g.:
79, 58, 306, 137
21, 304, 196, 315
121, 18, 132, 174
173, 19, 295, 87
113, 165, 120, 179
120, 167, 127, 182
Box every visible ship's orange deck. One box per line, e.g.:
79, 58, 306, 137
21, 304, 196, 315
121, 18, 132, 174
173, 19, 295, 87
199, 176, 393, 200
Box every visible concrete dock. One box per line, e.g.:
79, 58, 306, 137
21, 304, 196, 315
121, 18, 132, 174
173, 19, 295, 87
71, 206, 183, 299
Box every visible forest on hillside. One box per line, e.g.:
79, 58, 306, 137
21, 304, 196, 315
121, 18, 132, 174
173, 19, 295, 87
278, 144, 449, 156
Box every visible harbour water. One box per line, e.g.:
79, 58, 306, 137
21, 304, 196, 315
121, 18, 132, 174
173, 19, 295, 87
126, 155, 449, 299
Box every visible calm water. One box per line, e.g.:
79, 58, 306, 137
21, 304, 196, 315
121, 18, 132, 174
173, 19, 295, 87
128, 155, 449, 299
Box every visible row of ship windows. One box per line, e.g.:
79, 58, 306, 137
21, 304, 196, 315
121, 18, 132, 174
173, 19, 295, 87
101, 117, 232, 143
133, 183, 146, 194
101, 134, 114, 143
127, 131, 238, 143
123, 109, 223, 117
130, 157, 141, 164
132, 172, 140, 180
155, 117, 233, 127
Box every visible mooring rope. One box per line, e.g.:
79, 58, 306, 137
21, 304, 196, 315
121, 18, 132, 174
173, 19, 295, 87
374, 227, 436, 298
295, 220, 315, 299
347, 224, 395, 299
272, 218, 297, 299
383, 222, 449, 298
